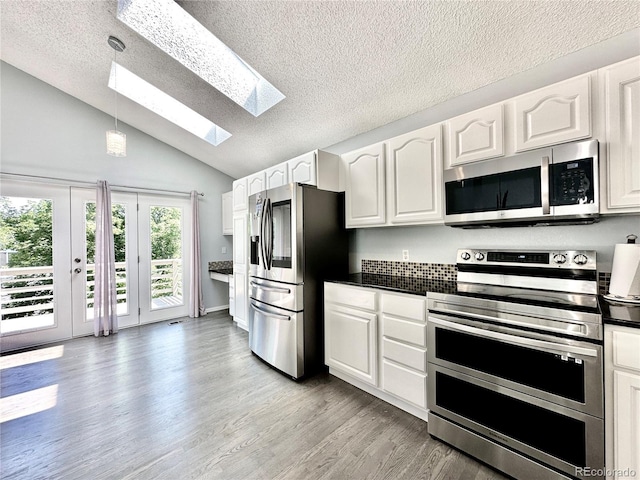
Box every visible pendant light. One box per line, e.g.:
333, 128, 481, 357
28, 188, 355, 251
106, 36, 126, 157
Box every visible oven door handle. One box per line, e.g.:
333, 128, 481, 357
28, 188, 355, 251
429, 315, 598, 358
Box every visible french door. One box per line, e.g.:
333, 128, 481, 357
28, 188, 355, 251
70, 188, 139, 336
1, 180, 191, 351
0, 181, 72, 351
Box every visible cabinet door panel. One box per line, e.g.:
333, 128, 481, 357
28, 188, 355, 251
448, 103, 504, 166
247, 172, 266, 196
232, 178, 248, 211
325, 305, 377, 386
266, 164, 288, 189
602, 57, 640, 211
382, 359, 427, 408
222, 191, 233, 235
613, 370, 640, 474
343, 143, 386, 227
288, 151, 317, 185
514, 75, 591, 152
387, 125, 443, 224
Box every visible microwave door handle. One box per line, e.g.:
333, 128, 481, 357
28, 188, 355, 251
541, 155, 550, 215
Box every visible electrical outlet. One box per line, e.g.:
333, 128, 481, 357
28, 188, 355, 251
402, 250, 409, 261
221, 247, 227, 254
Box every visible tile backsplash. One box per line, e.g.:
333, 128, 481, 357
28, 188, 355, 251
361, 259, 457, 281
208, 260, 233, 271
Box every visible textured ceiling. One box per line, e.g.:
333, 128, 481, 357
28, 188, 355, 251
1, 1, 639, 179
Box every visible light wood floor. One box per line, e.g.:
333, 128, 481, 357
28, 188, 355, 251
1, 313, 507, 480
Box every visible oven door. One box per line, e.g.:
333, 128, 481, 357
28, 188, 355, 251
427, 314, 603, 416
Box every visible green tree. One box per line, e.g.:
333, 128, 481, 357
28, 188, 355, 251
0, 197, 53, 267
150, 206, 181, 260
85, 202, 127, 263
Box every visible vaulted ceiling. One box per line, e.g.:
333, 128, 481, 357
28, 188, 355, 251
1, 1, 639, 179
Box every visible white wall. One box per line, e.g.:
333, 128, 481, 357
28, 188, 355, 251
0, 61, 234, 311
349, 216, 639, 273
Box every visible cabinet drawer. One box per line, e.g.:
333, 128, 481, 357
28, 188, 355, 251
382, 315, 426, 347
613, 330, 640, 372
382, 337, 426, 372
381, 293, 425, 322
382, 359, 427, 409
325, 283, 377, 311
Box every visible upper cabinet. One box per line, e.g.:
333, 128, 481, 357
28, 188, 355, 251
447, 103, 504, 167
513, 74, 592, 152
287, 151, 317, 185
265, 164, 288, 190
247, 171, 266, 197
342, 125, 444, 228
232, 178, 248, 212
343, 142, 387, 227
600, 56, 640, 212
387, 124, 443, 225
221, 191, 233, 235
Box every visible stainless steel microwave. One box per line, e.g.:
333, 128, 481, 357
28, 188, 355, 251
444, 139, 599, 227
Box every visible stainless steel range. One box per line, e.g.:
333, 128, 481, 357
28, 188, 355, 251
427, 249, 604, 480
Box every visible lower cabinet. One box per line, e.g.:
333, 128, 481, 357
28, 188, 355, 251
324, 282, 428, 420
605, 324, 640, 478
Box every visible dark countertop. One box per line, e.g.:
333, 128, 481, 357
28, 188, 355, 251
327, 273, 457, 296
600, 296, 640, 329
209, 267, 233, 275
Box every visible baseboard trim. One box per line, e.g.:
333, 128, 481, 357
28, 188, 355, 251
206, 305, 229, 313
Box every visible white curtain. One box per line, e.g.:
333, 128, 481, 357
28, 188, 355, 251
189, 191, 206, 317
94, 180, 118, 336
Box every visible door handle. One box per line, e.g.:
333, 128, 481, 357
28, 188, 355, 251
250, 281, 291, 294
74, 267, 82, 274
250, 302, 290, 321
74, 258, 82, 263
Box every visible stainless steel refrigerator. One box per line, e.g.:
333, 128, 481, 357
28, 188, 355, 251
248, 183, 348, 379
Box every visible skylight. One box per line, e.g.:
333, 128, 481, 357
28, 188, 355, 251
116, 0, 285, 117
108, 62, 231, 146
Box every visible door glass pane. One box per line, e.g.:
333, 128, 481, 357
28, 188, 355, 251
84, 202, 128, 320
0, 196, 55, 334
150, 206, 183, 309
271, 200, 291, 268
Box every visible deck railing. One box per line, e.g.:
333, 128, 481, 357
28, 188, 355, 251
1, 258, 183, 324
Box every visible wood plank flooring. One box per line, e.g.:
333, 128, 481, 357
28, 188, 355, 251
1, 313, 508, 480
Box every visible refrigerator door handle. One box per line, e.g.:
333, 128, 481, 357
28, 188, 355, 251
266, 199, 273, 269
260, 199, 268, 269
250, 301, 291, 321
249, 281, 291, 294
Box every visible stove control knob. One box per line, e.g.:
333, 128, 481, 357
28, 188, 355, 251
460, 251, 471, 261
574, 254, 588, 265
474, 252, 485, 261
553, 254, 567, 264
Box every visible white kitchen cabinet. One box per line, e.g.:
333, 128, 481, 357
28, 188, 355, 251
513, 74, 591, 152
325, 282, 378, 386
324, 282, 428, 420
380, 292, 427, 409
287, 151, 317, 186
247, 171, 266, 197
600, 56, 640, 213
222, 191, 233, 235
232, 178, 248, 211
387, 124, 443, 225
342, 142, 386, 227
605, 324, 640, 478
447, 103, 504, 167
265, 164, 288, 189
232, 213, 248, 330
228, 279, 235, 316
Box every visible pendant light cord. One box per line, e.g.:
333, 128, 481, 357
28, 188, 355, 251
114, 45, 118, 131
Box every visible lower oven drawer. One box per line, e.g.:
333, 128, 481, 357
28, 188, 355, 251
427, 314, 603, 417
428, 364, 604, 478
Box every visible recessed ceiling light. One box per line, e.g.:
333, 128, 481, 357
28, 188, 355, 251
116, 0, 285, 117
108, 62, 232, 146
